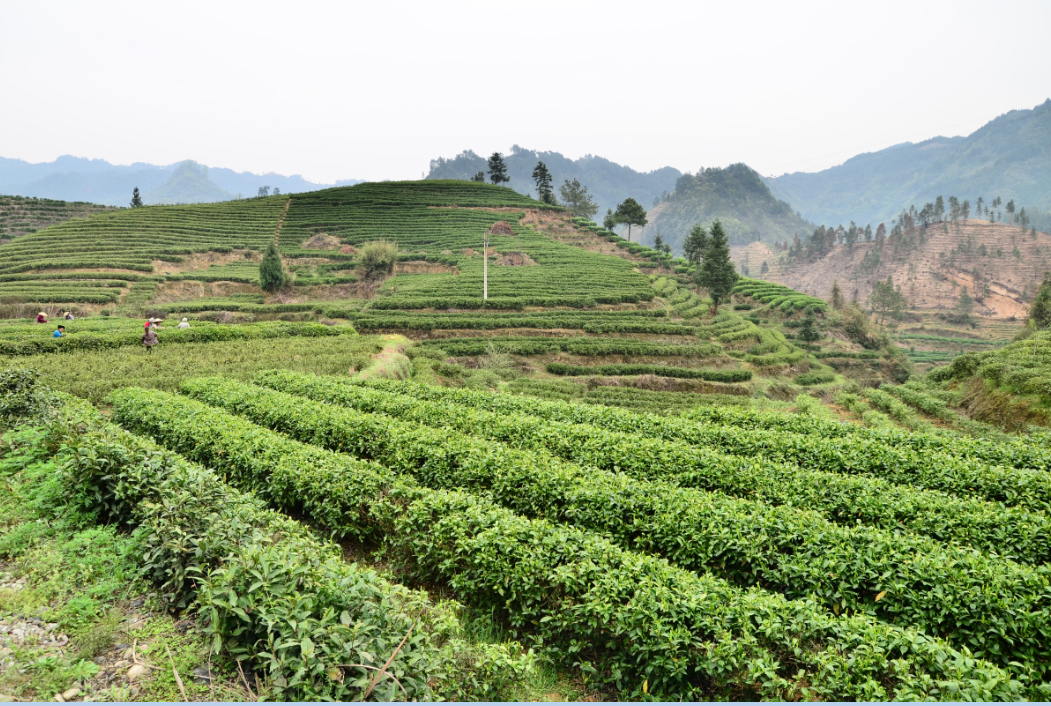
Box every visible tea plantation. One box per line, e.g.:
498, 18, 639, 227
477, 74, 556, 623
0, 179, 1049, 700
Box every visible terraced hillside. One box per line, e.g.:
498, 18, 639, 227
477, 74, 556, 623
0, 195, 118, 240
0, 181, 674, 314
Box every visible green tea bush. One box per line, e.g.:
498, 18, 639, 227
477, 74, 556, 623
53, 394, 528, 701
259, 372, 1051, 565
547, 362, 751, 382
109, 385, 1027, 700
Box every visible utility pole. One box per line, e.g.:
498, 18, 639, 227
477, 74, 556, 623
483, 229, 489, 300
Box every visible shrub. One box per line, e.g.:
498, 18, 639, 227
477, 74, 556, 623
795, 372, 835, 386
258, 241, 285, 293
358, 240, 399, 280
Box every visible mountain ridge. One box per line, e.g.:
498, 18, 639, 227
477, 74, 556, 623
426, 145, 681, 218
766, 99, 1051, 228
0, 155, 363, 205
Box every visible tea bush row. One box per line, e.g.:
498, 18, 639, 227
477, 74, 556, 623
51, 392, 525, 701
108, 384, 1025, 700
338, 376, 1051, 522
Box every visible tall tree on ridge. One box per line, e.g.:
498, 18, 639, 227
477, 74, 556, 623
693, 220, 738, 314
613, 197, 647, 241
532, 161, 554, 204
602, 208, 617, 233
487, 153, 510, 185
1006, 199, 1016, 223
471, 171, 485, 182
559, 179, 598, 219
130, 187, 143, 208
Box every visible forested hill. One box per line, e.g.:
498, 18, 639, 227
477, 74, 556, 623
425, 145, 681, 217
145, 161, 234, 204
766, 99, 1051, 229
636, 163, 813, 250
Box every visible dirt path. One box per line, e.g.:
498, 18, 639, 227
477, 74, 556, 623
275, 198, 292, 245
357, 334, 411, 379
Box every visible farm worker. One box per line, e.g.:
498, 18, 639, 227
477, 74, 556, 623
64, 311, 74, 321
142, 326, 159, 354
53, 325, 65, 338
36, 312, 47, 324
177, 317, 190, 329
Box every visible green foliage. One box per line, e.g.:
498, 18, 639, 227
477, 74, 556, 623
557, 178, 598, 219
58, 394, 526, 701
682, 223, 708, 266
357, 240, 398, 280
868, 276, 908, 325
258, 241, 286, 292
649, 164, 813, 250
0, 319, 350, 357
344, 375, 1051, 525
612, 197, 647, 240
277, 182, 648, 307
546, 362, 751, 382
693, 220, 738, 312
0, 195, 118, 240
830, 280, 845, 309
531, 161, 554, 204
111, 382, 1026, 699
129, 187, 143, 208
795, 371, 835, 385
422, 335, 720, 358
1026, 272, 1051, 333
214, 374, 1051, 681
487, 152, 510, 185
956, 291, 975, 323
0, 367, 51, 425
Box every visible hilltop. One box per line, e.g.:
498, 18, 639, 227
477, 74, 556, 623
766, 99, 1051, 228
144, 161, 234, 204
426, 145, 681, 218
636, 163, 813, 250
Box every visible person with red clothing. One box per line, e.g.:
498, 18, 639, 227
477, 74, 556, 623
36, 312, 47, 324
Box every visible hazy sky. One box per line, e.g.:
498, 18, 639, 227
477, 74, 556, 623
3, 0, 1049, 183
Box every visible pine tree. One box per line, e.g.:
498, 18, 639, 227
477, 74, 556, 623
760, 260, 769, 276
487, 153, 510, 185
693, 220, 738, 314
259, 241, 285, 293
602, 208, 617, 233
1006, 199, 1016, 222
613, 198, 647, 241
797, 308, 821, 348
559, 179, 598, 219
471, 171, 485, 182
653, 232, 665, 251
830, 280, 845, 309
531, 161, 554, 204
683, 224, 708, 266
1028, 273, 1051, 332
257, 186, 270, 197
130, 187, 143, 208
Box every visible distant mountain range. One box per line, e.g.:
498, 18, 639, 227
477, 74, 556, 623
0, 155, 362, 206
426, 145, 681, 219
766, 99, 1051, 229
